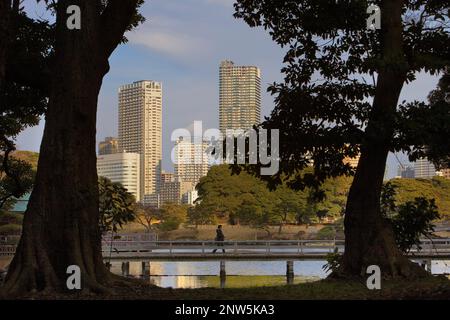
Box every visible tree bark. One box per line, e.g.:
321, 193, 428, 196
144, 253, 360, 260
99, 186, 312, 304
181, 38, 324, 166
3, 0, 139, 295
340, 0, 427, 279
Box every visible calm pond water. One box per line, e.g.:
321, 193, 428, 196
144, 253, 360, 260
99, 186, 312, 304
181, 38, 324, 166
109, 259, 450, 289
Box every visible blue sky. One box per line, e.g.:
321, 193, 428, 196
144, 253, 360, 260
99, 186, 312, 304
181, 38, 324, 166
17, 0, 440, 178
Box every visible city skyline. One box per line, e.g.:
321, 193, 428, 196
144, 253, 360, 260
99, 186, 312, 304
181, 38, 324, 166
17, 0, 442, 180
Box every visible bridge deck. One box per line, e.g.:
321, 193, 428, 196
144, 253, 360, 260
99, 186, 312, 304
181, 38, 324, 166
3, 239, 450, 260
100, 239, 450, 261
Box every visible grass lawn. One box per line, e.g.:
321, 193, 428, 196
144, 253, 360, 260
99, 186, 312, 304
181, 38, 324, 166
141, 276, 450, 300
4, 275, 449, 300
202, 275, 320, 288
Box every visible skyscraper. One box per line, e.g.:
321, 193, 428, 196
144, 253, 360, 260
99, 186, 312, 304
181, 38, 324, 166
174, 137, 209, 186
397, 165, 415, 179
219, 60, 261, 133
118, 80, 162, 200
98, 137, 119, 155
160, 180, 194, 206
414, 158, 437, 179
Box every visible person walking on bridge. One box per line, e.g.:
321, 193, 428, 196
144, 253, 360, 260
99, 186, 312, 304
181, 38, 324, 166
212, 225, 225, 253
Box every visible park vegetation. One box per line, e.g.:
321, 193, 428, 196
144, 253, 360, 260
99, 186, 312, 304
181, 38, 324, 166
234, 0, 449, 278
190, 165, 450, 235
0, 0, 448, 296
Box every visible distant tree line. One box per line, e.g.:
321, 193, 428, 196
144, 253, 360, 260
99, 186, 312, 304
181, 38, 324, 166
188, 165, 450, 235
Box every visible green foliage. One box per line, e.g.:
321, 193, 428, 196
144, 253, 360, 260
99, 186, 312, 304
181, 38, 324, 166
388, 177, 450, 218
196, 165, 352, 228
10, 151, 39, 170
1, 7, 51, 213
401, 71, 450, 168
236, 198, 271, 232
0, 223, 22, 235
196, 165, 316, 229
1, 11, 52, 142
157, 203, 188, 232
381, 182, 440, 253
322, 247, 342, 274
1, 11, 52, 196
0, 155, 35, 211
157, 219, 181, 232
0, 211, 23, 226
316, 226, 337, 240
233, 0, 449, 194
390, 198, 440, 253
272, 185, 306, 228
187, 205, 217, 227
197, 165, 450, 231
98, 176, 136, 234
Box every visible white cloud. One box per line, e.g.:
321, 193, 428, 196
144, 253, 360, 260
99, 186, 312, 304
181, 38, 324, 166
126, 16, 211, 62
129, 30, 203, 56
204, 0, 234, 6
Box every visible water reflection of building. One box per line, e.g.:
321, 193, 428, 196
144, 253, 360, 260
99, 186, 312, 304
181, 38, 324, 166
173, 262, 208, 288
149, 261, 164, 276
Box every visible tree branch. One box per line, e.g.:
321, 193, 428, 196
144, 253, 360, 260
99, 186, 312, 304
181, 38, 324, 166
100, 0, 139, 57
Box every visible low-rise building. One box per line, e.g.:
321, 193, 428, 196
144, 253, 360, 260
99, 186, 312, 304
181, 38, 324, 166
97, 152, 141, 201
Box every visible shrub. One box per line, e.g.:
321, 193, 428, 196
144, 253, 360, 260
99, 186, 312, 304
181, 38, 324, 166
0, 212, 24, 225
0, 224, 22, 235
316, 226, 336, 240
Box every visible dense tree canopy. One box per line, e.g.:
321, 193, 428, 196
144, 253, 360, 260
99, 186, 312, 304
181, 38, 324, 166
0, 7, 52, 219
234, 0, 449, 189
234, 0, 449, 278
157, 203, 188, 232
196, 165, 450, 225
196, 165, 354, 230
0, 155, 34, 211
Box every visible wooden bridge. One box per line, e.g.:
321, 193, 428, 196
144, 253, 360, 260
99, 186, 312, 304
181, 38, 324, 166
100, 239, 450, 261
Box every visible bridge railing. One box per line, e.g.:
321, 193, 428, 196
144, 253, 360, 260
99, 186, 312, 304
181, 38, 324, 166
2, 238, 450, 257
101, 238, 450, 257
101, 239, 342, 256
408, 238, 450, 256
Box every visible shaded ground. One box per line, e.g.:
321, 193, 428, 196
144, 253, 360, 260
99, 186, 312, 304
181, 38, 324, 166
2, 276, 450, 300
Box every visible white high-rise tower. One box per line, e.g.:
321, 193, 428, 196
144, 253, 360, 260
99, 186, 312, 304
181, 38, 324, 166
219, 60, 261, 133
118, 80, 162, 200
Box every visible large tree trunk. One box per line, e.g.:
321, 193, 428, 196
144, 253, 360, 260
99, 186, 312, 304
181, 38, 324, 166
340, 0, 426, 279
3, 0, 139, 295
